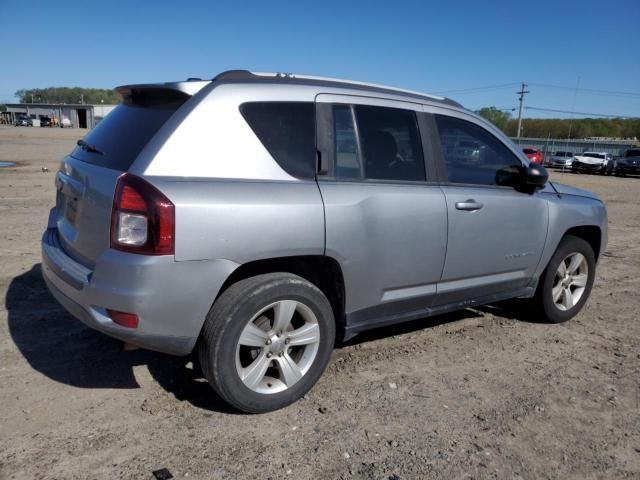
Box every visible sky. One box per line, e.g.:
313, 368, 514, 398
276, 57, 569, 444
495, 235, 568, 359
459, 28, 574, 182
1, 0, 639, 119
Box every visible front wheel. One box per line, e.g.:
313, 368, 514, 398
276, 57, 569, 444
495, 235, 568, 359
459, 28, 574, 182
198, 273, 335, 413
534, 235, 596, 323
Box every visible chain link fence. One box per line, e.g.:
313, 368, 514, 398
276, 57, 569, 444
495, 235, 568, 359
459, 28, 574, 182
511, 137, 637, 158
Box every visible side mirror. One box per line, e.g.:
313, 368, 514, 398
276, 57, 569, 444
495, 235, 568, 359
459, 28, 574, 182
525, 163, 548, 189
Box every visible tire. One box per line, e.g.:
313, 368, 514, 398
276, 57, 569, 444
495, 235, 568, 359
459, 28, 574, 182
534, 235, 596, 323
198, 273, 335, 413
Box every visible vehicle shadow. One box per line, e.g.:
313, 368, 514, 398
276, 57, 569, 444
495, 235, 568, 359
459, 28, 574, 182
339, 309, 485, 347
5, 264, 237, 414
6, 265, 544, 412
340, 297, 549, 347
475, 299, 548, 324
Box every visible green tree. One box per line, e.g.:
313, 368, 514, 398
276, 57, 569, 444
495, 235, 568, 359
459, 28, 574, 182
14, 87, 121, 104
477, 107, 511, 131
477, 106, 639, 139
497, 116, 639, 139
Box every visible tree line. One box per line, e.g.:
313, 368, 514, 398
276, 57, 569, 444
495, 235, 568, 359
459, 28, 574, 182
477, 107, 639, 140
14, 87, 122, 105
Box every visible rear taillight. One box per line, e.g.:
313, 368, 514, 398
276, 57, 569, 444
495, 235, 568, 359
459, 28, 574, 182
110, 173, 175, 255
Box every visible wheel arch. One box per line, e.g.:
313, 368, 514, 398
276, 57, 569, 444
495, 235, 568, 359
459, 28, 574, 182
563, 225, 602, 260
212, 255, 346, 342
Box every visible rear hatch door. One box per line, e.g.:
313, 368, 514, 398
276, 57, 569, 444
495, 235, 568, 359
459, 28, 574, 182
54, 87, 192, 268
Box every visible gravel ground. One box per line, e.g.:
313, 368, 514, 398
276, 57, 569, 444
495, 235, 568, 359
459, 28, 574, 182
0, 126, 638, 479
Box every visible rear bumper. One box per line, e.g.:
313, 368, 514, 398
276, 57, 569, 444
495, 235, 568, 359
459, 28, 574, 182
41, 226, 238, 355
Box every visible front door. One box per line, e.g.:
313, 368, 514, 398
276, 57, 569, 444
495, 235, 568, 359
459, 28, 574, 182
431, 113, 549, 304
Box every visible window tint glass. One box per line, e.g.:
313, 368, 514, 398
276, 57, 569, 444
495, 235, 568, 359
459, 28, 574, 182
240, 102, 316, 178
353, 105, 425, 182
333, 106, 361, 178
435, 115, 523, 186
71, 90, 187, 171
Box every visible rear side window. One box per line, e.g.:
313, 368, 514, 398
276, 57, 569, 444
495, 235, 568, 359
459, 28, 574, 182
349, 105, 425, 182
333, 106, 361, 178
240, 102, 316, 179
71, 89, 187, 171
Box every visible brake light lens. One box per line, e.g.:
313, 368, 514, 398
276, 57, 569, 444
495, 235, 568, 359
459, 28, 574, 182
110, 173, 175, 255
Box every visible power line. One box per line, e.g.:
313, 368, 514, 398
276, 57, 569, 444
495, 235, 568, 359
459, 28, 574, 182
525, 106, 639, 119
529, 82, 640, 98
432, 83, 520, 95
434, 81, 640, 99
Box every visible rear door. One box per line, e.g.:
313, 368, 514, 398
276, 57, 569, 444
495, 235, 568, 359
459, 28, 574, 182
54, 88, 189, 267
429, 111, 548, 304
315, 94, 448, 330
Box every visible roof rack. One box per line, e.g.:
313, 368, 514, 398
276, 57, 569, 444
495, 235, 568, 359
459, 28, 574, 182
212, 70, 460, 106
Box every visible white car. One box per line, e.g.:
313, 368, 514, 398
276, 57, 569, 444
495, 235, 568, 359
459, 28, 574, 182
571, 152, 611, 174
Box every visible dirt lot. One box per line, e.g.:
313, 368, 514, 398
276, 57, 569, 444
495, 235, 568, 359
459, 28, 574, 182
0, 126, 638, 480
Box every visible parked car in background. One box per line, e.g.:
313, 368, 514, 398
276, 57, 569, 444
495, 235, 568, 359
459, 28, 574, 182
571, 152, 611, 174
42, 70, 608, 413
14, 114, 33, 127
39, 116, 52, 127
523, 148, 544, 164
549, 151, 574, 168
621, 148, 640, 159
606, 148, 640, 176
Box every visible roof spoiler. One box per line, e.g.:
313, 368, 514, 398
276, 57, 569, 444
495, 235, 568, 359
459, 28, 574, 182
115, 79, 211, 99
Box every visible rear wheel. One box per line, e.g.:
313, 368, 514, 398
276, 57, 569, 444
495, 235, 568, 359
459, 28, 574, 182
198, 273, 335, 413
534, 235, 596, 323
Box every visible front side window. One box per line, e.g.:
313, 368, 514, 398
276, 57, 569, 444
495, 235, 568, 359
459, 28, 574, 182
240, 102, 316, 179
354, 105, 426, 182
435, 115, 523, 186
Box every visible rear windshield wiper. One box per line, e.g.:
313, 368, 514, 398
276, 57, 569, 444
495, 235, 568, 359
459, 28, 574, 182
76, 139, 105, 156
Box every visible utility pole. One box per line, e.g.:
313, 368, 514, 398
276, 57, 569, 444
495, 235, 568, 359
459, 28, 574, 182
516, 82, 530, 139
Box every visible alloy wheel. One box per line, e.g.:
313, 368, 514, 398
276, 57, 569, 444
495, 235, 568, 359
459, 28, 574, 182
235, 300, 320, 394
552, 252, 589, 311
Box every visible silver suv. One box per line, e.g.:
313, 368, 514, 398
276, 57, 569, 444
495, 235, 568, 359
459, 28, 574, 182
42, 70, 607, 413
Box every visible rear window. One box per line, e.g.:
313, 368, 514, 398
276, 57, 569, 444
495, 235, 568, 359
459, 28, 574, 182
240, 102, 316, 179
625, 149, 640, 157
523, 148, 536, 154
71, 89, 187, 171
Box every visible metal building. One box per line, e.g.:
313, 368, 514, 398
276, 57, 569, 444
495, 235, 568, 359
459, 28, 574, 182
2, 103, 117, 128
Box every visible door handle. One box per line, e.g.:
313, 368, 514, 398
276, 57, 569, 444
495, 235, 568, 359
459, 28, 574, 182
455, 199, 483, 211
